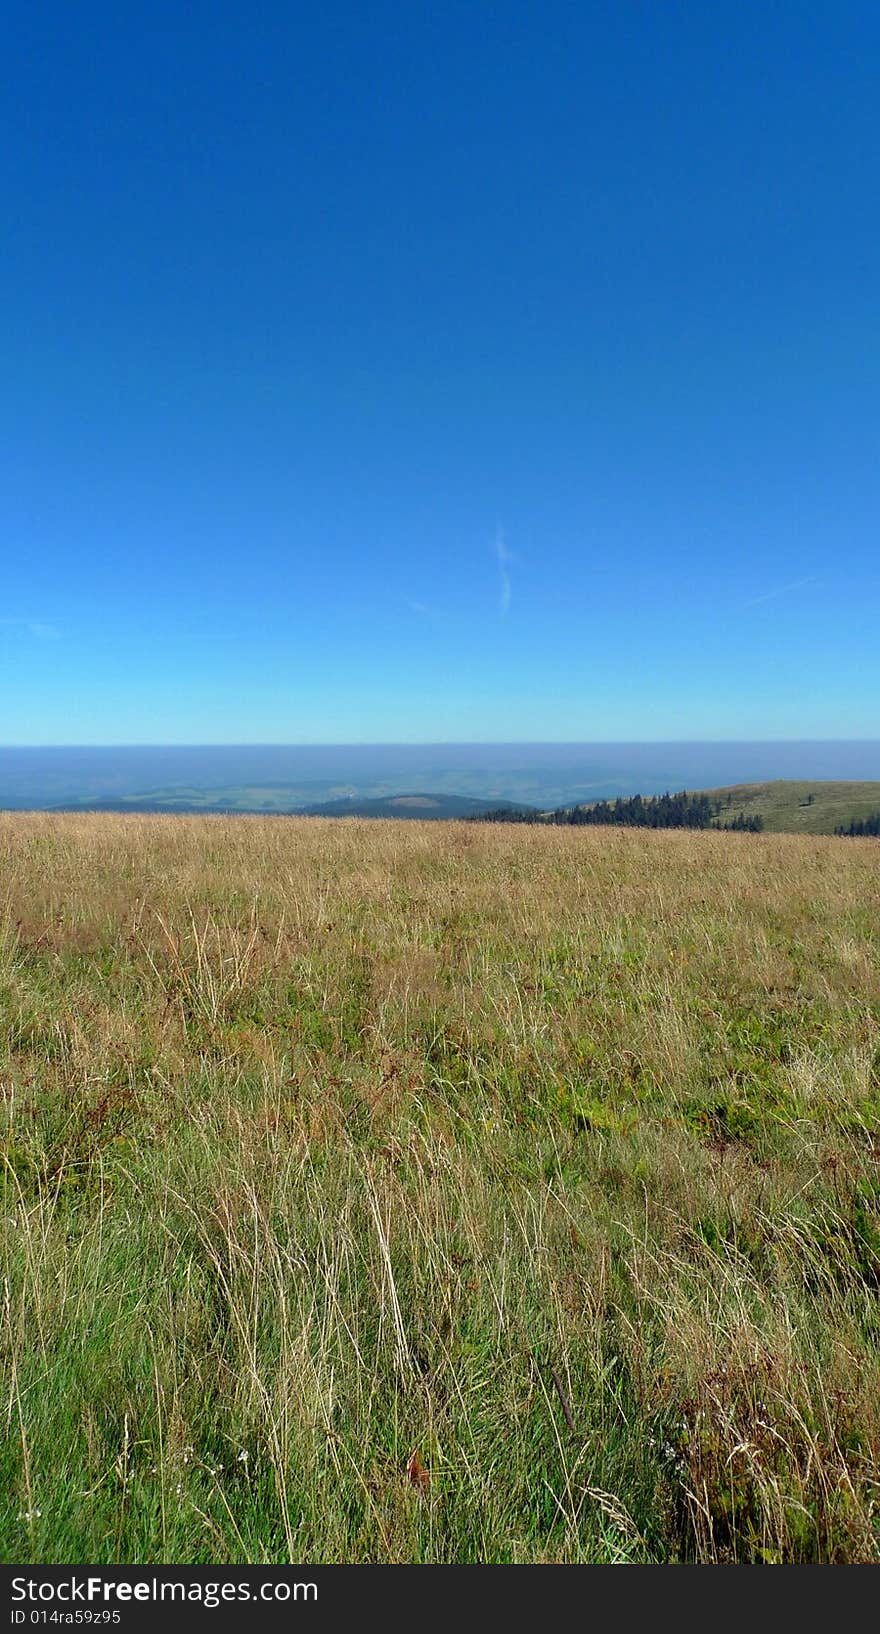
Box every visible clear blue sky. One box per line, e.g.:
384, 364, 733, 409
3, 2, 878, 745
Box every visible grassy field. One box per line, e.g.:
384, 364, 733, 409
1, 813, 879, 1565
710, 780, 880, 835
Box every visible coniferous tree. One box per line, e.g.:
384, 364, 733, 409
834, 811, 880, 837
475, 789, 721, 830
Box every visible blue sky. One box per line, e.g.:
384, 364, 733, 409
2, 1, 878, 745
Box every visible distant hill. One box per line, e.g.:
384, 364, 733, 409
301, 792, 536, 820
475, 779, 880, 836
706, 780, 880, 835
6, 745, 880, 817
11, 776, 880, 835
28, 788, 536, 820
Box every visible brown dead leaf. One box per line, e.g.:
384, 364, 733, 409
407, 1450, 430, 1494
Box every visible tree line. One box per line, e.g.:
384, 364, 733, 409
474, 790, 763, 832
834, 812, 880, 837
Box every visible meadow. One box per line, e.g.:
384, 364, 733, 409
709, 781, 880, 836
1, 813, 878, 1564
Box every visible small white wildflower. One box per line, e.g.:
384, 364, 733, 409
237, 1449, 249, 1463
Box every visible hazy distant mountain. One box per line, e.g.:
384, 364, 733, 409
300, 792, 535, 820
3, 744, 880, 815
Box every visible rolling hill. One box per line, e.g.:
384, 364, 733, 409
707, 780, 880, 835
31, 779, 880, 833
476, 780, 880, 836
300, 791, 535, 819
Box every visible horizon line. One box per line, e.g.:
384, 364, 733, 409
3, 737, 880, 751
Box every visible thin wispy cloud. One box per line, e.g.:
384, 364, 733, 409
405, 597, 451, 631
0, 617, 60, 639
494, 526, 512, 618
742, 575, 818, 610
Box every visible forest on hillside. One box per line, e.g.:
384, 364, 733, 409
835, 810, 880, 836
475, 789, 764, 832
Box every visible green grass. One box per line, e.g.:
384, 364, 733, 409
709, 780, 880, 835
1, 813, 879, 1563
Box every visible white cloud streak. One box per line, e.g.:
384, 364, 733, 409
741, 575, 817, 610
495, 526, 512, 618
0, 617, 60, 639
